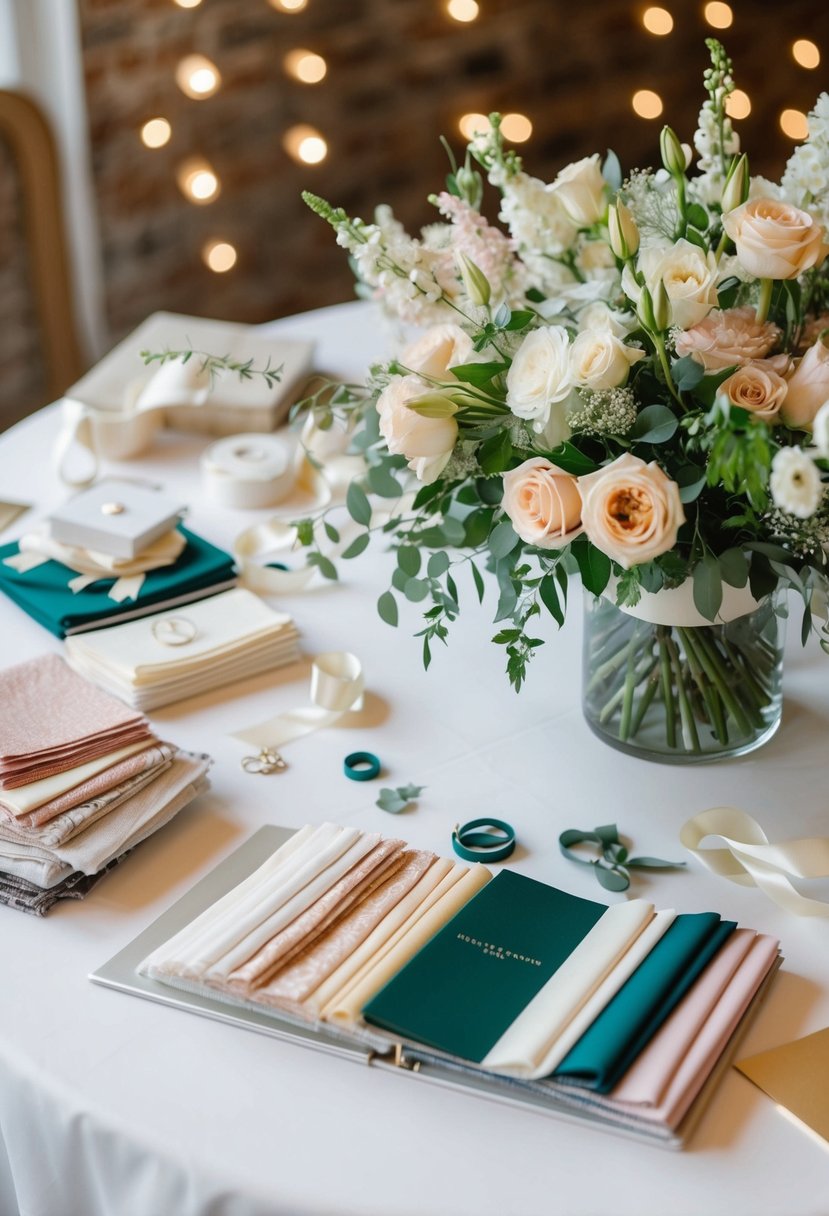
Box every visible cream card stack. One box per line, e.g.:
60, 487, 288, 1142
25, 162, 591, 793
65, 587, 301, 710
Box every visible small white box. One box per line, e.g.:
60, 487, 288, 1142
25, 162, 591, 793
48, 481, 185, 559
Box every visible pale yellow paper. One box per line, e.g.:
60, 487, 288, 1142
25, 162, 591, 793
736, 1027, 829, 1146
322, 863, 491, 1026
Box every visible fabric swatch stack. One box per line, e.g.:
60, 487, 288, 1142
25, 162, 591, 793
139, 823, 779, 1146
65, 588, 300, 711
0, 525, 236, 638
0, 655, 211, 915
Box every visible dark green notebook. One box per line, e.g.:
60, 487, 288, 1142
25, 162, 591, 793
552, 912, 736, 1093
363, 870, 607, 1064
0, 526, 236, 638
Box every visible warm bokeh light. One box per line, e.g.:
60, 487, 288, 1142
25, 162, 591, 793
632, 89, 663, 119
140, 118, 172, 149
202, 241, 238, 273
501, 112, 533, 142
269, 0, 308, 8
283, 124, 328, 164
458, 112, 490, 140
703, 2, 733, 29
642, 7, 674, 35
173, 0, 203, 7
780, 108, 809, 140
792, 39, 820, 69
176, 158, 220, 203
725, 89, 751, 120
175, 55, 221, 100
283, 49, 328, 83
446, 0, 479, 22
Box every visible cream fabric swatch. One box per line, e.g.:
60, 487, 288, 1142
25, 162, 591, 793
322, 863, 492, 1027
0, 741, 154, 818
149, 824, 362, 980
225, 838, 408, 989
203, 830, 385, 982
481, 899, 657, 1079
139, 825, 318, 979
304, 857, 454, 1016
246, 850, 438, 1008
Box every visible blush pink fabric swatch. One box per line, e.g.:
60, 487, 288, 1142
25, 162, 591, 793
1, 741, 172, 829
226, 838, 408, 990
0, 655, 150, 788
249, 850, 438, 1010
610, 931, 780, 1128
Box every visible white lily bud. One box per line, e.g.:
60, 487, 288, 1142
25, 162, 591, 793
607, 200, 640, 260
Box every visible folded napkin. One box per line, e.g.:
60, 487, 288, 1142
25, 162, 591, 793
0, 852, 127, 917
0, 655, 151, 788
553, 913, 736, 1092
65, 587, 300, 711
0, 526, 235, 638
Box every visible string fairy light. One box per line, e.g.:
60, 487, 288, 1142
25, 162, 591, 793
283, 124, 328, 164
175, 54, 221, 100
140, 118, 172, 148
202, 240, 238, 272
176, 157, 221, 203
641, 7, 673, 36
632, 89, 663, 119
283, 49, 328, 83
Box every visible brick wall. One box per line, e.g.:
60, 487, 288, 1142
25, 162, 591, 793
2, 0, 826, 429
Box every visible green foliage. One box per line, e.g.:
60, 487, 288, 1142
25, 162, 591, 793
376, 784, 425, 814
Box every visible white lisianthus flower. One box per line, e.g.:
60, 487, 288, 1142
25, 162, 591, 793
578, 301, 638, 337
551, 154, 607, 227
812, 401, 829, 458
769, 447, 823, 519
506, 326, 573, 434
376, 374, 458, 484
623, 239, 719, 329
570, 329, 645, 391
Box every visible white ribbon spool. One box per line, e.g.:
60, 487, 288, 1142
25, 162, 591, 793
200, 433, 298, 510
232, 651, 364, 750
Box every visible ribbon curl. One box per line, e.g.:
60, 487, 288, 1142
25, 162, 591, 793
559, 823, 686, 892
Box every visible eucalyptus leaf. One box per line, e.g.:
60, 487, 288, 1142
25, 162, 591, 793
470, 561, 486, 603
397, 545, 421, 577
718, 547, 749, 588
686, 202, 709, 231
489, 520, 521, 558
368, 464, 404, 498
671, 355, 705, 392
693, 555, 723, 621
428, 551, 451, 577
307, 552, 337, 580
346, 482, 372, 527
377, 590, 398, 627
341, 533, 370, 560
404, 577, 430, 602
631, 403, 678, 444
323, 521, 340, 544
478, 429, 514, 475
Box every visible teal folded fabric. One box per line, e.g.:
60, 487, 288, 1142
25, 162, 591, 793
553, 912, 736, 1093
0, 526, 235, 638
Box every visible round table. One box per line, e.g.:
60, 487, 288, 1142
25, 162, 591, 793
1, 301, 828, 1216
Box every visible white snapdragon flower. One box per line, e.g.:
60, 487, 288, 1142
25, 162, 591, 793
769, 447, 823, 519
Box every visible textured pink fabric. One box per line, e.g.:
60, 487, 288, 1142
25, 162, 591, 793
249, 850, 437, 1008
0, 741, 170, 827
610, 932, 779, 1128
0, 655, 149, 787
226, 838, 407, 989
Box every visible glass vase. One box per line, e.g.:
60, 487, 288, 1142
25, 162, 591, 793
581, 586, 785, 764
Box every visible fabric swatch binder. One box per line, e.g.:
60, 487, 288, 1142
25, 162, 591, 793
90, 826, 781, 1150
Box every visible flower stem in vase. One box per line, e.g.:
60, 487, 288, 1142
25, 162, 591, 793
665, 633, 701, 753
677, 627, 729, 745
683, 629, 754, 736
657, 628, 678, 749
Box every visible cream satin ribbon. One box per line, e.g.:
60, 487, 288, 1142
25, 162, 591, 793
232, 652, 364, 751
680, 806, 829, 918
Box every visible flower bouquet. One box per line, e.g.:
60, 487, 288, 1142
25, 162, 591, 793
296, 39, 829, 763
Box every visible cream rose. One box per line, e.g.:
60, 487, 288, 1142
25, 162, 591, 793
376, 374, 457, 484
624, 239, 719, 329
578, 453, 685, 568
551, 155, 607, 227
501, 457, 583, 549
401, 324, 474, 380
674, 306, 781, 370
570, 329, 645, 391
780, 338, 829, 429
723, 198, 828, 280
718, 363, 788, 423
506, 326, 573, 433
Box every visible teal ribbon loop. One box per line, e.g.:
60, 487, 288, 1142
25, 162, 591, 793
452, 818, 516, 863
559, 823, 686, 892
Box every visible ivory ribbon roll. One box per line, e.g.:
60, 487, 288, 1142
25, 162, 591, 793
232, 652, 364, 752
321, 862, 492, 1027
200, 433, 297, 510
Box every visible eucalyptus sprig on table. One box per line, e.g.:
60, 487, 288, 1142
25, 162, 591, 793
140, 347, 284, 389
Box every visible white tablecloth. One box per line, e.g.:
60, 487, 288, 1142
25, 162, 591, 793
0, 301, 828, 1216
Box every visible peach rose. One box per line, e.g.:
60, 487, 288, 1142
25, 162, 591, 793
674, 306, 781, 371
376, 374, 457, 484
623, 239, 719, 330
718, 363, 788, 423
722, 198, 828, 280
779, 338, 829, 429
401, 324, 474, 380
578, 453, 685, 569
501, 457, 582, 549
